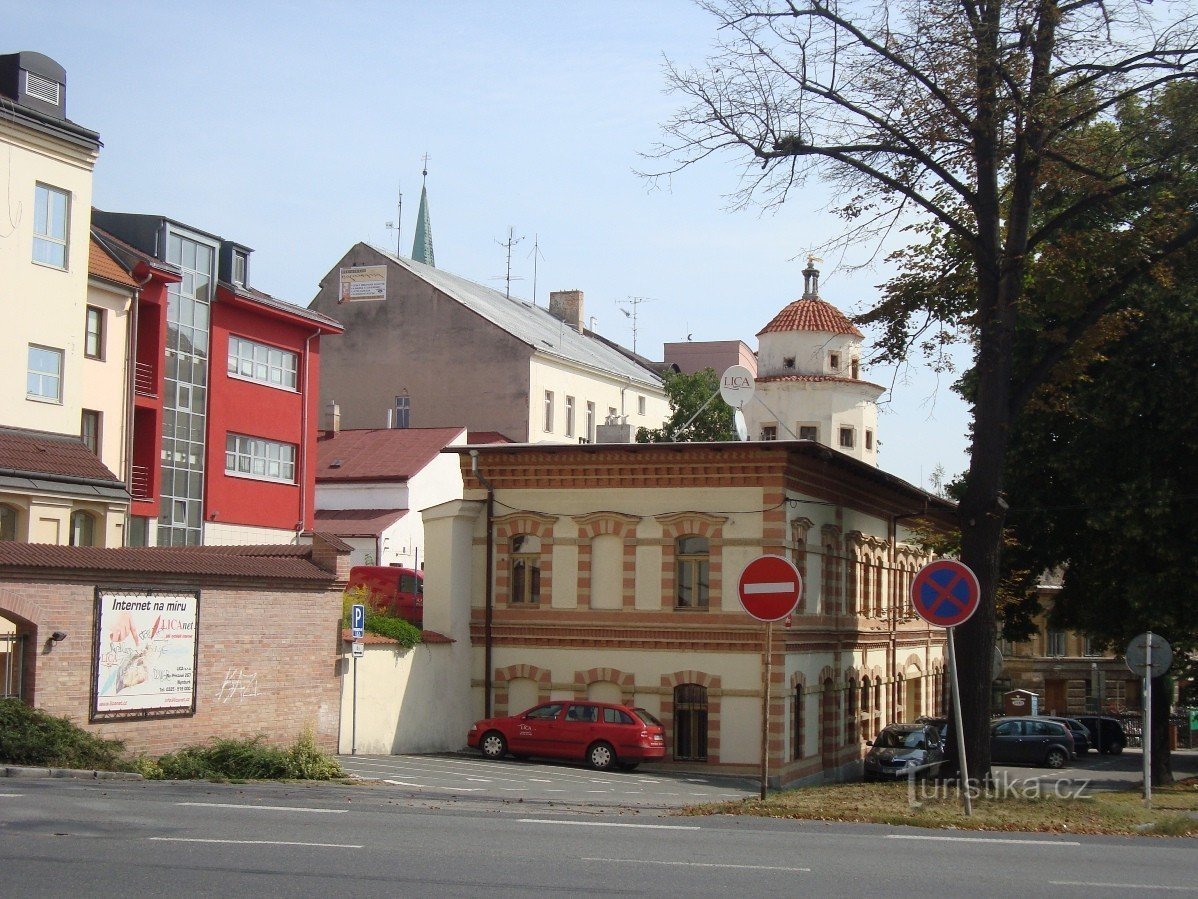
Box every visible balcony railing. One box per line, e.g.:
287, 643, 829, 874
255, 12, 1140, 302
130, 464, 152, 501
134, 361, 157, 397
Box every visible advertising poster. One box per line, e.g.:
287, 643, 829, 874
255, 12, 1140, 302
338, 264, 387, 302
93, 589, 199, 718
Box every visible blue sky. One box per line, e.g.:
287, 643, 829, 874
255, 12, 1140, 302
6, 0, 972, 489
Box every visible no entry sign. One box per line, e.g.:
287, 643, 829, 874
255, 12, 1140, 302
911, 559, 980, 627
738, 554, 803, 622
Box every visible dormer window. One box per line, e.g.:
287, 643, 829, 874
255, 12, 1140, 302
829, 352, 840, 372
233, 250, 248, 286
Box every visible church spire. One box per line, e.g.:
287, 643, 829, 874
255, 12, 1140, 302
411, 156, 435, 267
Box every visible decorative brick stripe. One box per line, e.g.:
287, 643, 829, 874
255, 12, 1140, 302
493, 663, 552, 716
660, 670, 721, 764
573, 666, 635, 704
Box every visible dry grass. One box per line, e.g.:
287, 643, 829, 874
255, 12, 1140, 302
681, 775, 1198, 837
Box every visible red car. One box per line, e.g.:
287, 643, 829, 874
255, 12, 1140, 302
467, 700, 667, 771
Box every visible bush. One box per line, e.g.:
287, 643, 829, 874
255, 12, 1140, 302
142, 733, 344, 781
343, 587, 422, 649
0, 698, 130, 770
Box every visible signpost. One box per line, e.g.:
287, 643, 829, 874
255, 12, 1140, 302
738, 554, 803, 800
1126, 631, 1173, 808
911, 559, 981, 816
351, 603, 366, 755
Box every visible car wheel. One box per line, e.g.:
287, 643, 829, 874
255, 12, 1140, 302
616, 761, 639, 772
1045, 747, 1068, 769
587, 741, 616, 770
480, 731, 507, 760
1107, 740, 1124, 755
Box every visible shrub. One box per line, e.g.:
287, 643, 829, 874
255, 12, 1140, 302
343, 586, 422, 649
0, 698, 130, 770
143, 733, 344, 781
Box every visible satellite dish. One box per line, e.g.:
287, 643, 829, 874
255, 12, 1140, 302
734, 409, 748, 442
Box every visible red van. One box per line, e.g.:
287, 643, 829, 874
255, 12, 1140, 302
346, 565, 423, 628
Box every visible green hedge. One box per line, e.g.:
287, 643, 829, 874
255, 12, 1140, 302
0, 698, 130, 770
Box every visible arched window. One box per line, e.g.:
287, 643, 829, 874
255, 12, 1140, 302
673, 683, 708, 760
510, 534, 541, 604
69, 510, 95, 547
0, 505, 17, 542
845, 678, 857, 744
861, 676, 871, 739
675, 536, 709, 609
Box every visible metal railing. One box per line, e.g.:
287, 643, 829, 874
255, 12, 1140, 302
130, 464, 152, 500
134, 361, 157, 396
1, 633, 23, 699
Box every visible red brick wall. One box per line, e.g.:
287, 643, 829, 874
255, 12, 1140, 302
0, 576, 343, 756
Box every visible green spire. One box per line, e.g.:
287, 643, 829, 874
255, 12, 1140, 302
411, 161, 434, 267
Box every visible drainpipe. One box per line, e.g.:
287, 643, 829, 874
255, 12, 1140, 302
298, 328, 320, 541
470, 450, 495, 718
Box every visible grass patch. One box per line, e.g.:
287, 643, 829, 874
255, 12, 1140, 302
682, 775, 1198, 837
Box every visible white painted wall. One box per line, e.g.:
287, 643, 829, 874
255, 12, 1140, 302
81, 279, 133, 477
528, 355, 668, 443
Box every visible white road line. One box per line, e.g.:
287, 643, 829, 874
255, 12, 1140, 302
382, 779, 484, 792
0, 793, 25, 797
1051, 881, 1198, 893
519, 818, 700, 830
887, 835, 1081, 847
150, 837, 360, 848
175, 802, 346, 814
583, 857, 810, 872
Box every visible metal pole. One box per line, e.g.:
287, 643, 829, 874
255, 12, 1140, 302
760, 620, 773, 800
351, 654, 358, 756
1092, 662, 1101, 755
1143, 632, 1153, 809
947, 627, 972, 816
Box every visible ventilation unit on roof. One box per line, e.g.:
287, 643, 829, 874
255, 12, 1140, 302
0, 52, 67, 119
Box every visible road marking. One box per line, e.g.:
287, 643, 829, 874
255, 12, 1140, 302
150, 837, 360, 848
1051, 882, 1198, 893
584, 857, 809, 872
175, 802, 346, 814
887, 835, 1081, 846
520, 818, 699, 830
382, 780, 484, 792
0, 793, 25, 797
529, 778, 552, 783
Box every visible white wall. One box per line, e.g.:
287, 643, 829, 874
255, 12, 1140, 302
528, 355, 668, 443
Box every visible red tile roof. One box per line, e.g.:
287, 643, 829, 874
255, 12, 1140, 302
466, 430, 514, 445
0, 542, 337, 581
313, 508, 407, 537
88, 236, 140, 289
316, 427, 466, 482
758, 298, 864, 338
755, 374, 886, 391
0, 426, 123, 483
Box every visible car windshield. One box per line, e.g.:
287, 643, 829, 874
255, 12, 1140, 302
876, 728, 926, 750
634, 708, 663, 727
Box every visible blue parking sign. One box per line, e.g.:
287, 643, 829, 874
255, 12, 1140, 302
351, 603, 365, 639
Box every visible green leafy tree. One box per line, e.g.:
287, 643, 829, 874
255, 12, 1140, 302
637, 368, 737, 442
651, 0, 1198, 777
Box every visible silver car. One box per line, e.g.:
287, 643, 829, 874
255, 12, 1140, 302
863, 723, 945, 781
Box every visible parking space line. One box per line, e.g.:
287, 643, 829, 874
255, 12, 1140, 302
175, 802, 346, 814
1051, 882, 1197, 893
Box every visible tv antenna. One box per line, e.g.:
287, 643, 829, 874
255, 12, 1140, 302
384, 184, 403, 256
617, 296, 656, 354
527, 234, 545, 306
491, 227, 525, 299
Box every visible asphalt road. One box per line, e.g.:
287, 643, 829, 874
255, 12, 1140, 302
1, 777, 1196, 897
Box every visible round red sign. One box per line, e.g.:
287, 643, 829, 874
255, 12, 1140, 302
910, 559, 981, 628
738, 554, 803, 622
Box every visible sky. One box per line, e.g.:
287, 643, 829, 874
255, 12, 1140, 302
6, 0, 972, 489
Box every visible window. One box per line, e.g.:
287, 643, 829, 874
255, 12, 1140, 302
829, 352, 840, 372
33, 183, 69, 268
674, 684, 708, 761
81, 410, 101, 456
1047, 630, 1066, 656
85, 307, 104, 359
1083, 635, 1102, 657
393, 393, 410, 429
865, 430, 874, 451
525, 703, 561, 720
845, 678, 857, 744
675, 535, 709, 609
799, 425, 818, 442
232, 250, 248, 286
565, 396, 575, 437
839, 427, 855, 448
851, 358, 860, 379
637, 395, 646, 415
792, 684, 804, 759
760, 425, 777, 441
225, 434, 297, 483
227, 336, 298, 390
510, 534, 541, 604
543, 390, 554, 432
69, 510, 95, 547
604, 707, 635, 725
0, 505, 18, 541
565, 705, 598, 723
585, 402, 596, 442
27, 345, 63, 402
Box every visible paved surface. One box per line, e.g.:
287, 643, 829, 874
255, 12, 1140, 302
994, 747, 1198, 793
337, 751, 759, 807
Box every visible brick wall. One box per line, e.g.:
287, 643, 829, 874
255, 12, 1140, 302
0, 576, 343, 756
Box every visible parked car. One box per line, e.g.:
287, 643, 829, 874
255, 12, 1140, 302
1075, 715, 1127, 755
1038, 716, 1092, 754
991, 716, 1075, 768
863, 723, 945, 781
467, 700, 667, 771
346, 565, 423, 627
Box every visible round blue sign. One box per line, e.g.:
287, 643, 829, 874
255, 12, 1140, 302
910, 560, 980, 628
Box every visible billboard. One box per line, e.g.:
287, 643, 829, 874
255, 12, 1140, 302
338, 264, 387, 302
92, 589, 200, 719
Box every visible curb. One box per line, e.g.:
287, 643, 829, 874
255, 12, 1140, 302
1, 765, 143, 781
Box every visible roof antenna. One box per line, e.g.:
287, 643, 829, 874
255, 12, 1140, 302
491, 227, 524, 299
617, 296, 656, 354
384, 184, 403, 256
527, 234, 545, 306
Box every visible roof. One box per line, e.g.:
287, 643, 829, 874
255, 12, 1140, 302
91, 225, 180, 279
466, 430, 515, 445
313, 508, 407, 537
317, 427, 466, 482
369, 247, 662, 390
758, 297, 864, 339
0, 542, 337, 582
0, 426, 124, 484
756, 373, 886, 392
88, 235, 139, 289
223, 282, 343, 333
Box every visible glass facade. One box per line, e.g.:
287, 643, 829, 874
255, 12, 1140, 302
159, 229, 215, 546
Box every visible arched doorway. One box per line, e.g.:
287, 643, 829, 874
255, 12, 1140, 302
673, 683, 708, 761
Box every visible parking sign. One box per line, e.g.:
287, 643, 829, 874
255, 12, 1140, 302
351, 603, 365, 639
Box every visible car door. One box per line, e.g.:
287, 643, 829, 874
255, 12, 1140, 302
556, 703, 600, 760
991, 719, 1024, 763
512, 703, 563, 755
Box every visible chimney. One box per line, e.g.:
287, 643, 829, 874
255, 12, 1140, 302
549, 290, 584, 333
323, 401, 341, 435
0, 52, 68, 120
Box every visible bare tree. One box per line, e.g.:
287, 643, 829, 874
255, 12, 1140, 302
649, 0, 1198, 776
